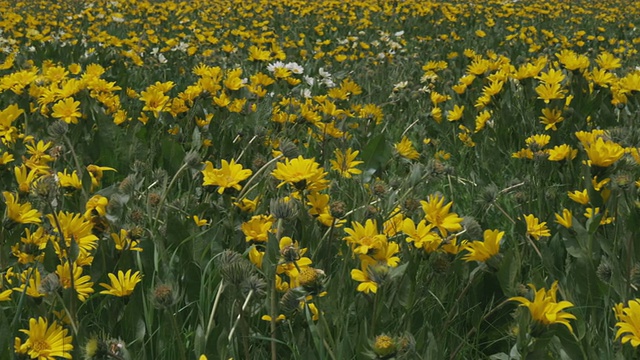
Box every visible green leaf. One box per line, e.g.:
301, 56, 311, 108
69, 236, 80, 264
425, 331, 440, 359
161, 138, 186, 174
389, 262, 408, 280
552, 332, 585, 360
194, 324, 205, 357
305, 303, 326, 359
43, 237, 59, 273
497, 248, 519, 294
489, 353, 511, 360
586, 213, 603, 235
360, 134, 389, 180
0, 309, 9, 356
191, 127, 202, 152
561, 234, 585, 260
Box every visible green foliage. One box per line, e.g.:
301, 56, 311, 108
1, 0, 640, 359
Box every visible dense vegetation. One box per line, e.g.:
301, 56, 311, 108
1, 0, 640, 359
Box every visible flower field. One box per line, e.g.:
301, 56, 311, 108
2, 0, 640, 358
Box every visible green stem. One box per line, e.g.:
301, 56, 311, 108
168, 308, 187, 360
62, 134, 88, 199
442, 270, 480, 333
448, 299, 510, 360
227, 289, 254, 342
270, 218, 284, 360
237, 154, 283, 202
270, 281, 277, 360
371, 289, 380, 336
47, 205, 78, 334
154, 162, 189, 225
53, 291, 79, 336
205, 280, 225, 344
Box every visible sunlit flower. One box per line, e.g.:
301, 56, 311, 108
383, 208, 404, 237
99, 269, 142, 297
201, 159, 252, 194
614, 299, 640, 347
306, 191, 330, 218
401, 218, 441, 252
575, 129, 606, 147
620, 73, 640, 93
234, 196, 259, 213
524, 214, 551, 240
344, 219, 387, 255
371, 240, 401, 267
111, 229, 143, 252
277, 236, 312, 280
57, 170, 82, 191
0, 104, 24, 142
536, 68, 565, 85
56, 262, 94, 302
474, 110, 492, 132
462, 229, 504, 262
351, 256, 378, 294
267, 61, 292, 79
330, 148, 363, 178
140, 87, 169, 117
25, 140, 54, 165
556, 49, 590, 71
584, 207, 614, 225
512, 148, 534, 160
13, 267, 45, 298
242, 215, 274, 243
525, 134, 551, 149
223, 68, 244, 91
567, 189, 589, 205
446, 105, 464, 122
595, 52, 622, 70
15, 164, 41, 194
547, 144, 577, 161
3, 191, 42, 224
271, 156, 328, 192
539, 108, 564, 131
0, 151, 14, 166
554, 209, 573, 229
535, 82, 566, 103
51, 97, 82, 124
509, 281, 576, 334
84, 195, 109, 219
86, 164, 116, 191
13, 226, 49, 264
420, 195, 463, 236
304, 192, 342, 227
394, 136, 420, 160
589, 68, 616, 88
47, 211, 99, 261
249, 245, 265, 269
260, 314, 286, 322
584, 137, 624, 167
193, 215, 209, 227
0, 287, 11, 301
248, 46, 272, 61
16, 317, 73, 359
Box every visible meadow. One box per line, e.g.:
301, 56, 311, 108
1, 0, 640, 359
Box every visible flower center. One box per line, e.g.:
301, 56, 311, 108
32, 339, 50, 352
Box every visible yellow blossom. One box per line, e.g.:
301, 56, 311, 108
554, 209, 573, 229
394, 136, 420, 160
99, 269, 142, 297
51, 97, 82, 124
509, 281, 576, 334
524, 214, 551, 240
